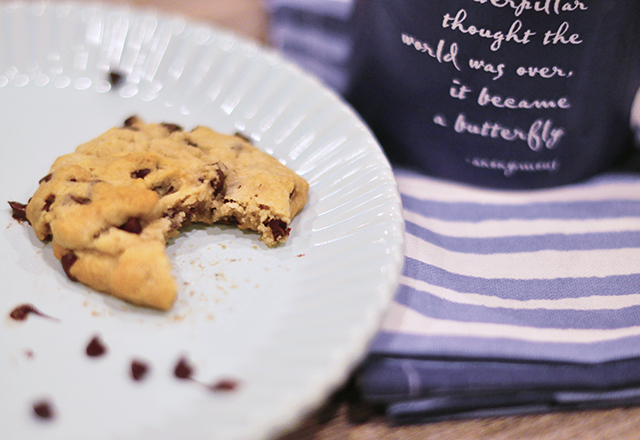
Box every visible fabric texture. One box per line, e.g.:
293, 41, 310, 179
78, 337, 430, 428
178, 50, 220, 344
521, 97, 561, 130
266, 0, 640, 424
361, 168, 640, 423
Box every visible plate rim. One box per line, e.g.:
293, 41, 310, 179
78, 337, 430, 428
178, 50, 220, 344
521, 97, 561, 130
0, 2, 405, 439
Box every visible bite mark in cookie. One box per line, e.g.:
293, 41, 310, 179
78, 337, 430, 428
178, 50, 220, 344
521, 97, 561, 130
22, 117, 309, 310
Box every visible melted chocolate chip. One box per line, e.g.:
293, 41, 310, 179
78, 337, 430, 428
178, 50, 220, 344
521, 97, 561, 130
123, 116, 139, 128
108, 70, 124, 88
209, 379, 240, 392
171, 357, 241, 392
32, 400, 55, 420
131, 360, 149, 381
173, 357, 194, 380
70, 195, 91, 205
8, 201, 28, 222
60, 252, 78, 282
39, 173, 53, 184
161, 123, 183, 133
186, 140, 199, 148
266, 219, 289, 241
131, 168, 151, 179
119, 218, 143, 234
211, 168, 226, 196
9, 304, 57, 322
43, 195, 55, 212
86, 335, 107, 357
152, 182, 176, 197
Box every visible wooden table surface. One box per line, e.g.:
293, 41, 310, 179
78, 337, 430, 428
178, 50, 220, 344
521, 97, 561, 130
34, 0, 640, 438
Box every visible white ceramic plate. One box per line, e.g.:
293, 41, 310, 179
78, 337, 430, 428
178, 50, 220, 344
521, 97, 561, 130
0, 2, 404, 440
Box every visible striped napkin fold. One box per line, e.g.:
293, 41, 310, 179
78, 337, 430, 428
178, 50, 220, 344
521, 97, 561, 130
265, 0, 640, 423
358, 168, 640, 423
372, 169, 640, 364
266, 0, 354, 94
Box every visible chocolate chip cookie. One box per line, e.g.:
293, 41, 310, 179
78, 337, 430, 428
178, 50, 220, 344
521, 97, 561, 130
21, 116, 309, 310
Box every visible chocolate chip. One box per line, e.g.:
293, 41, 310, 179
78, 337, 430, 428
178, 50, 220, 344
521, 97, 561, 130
131, 168, 151, 179
174, 357, 194, 380
108, 70, 124, 88
86, 335, 107, 357
187, 140, 199, 148
69, 195, 91, 205
9, 304, 57, 322
161, 123, 183, 133
266, 219, 289, 241
61, 252, 78, 282
32, 400, 55, 420
39, 173, 53, 184
43, 195, 55, 212
118, 218, 143, 234
10, 304, 36, 321
211, 168, 226, 196
131, 359, 150, 381
123, 116, 139, 128
8, 201, 28, 222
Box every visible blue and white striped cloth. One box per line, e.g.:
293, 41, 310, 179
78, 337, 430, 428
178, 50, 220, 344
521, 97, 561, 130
266, 0, 354, 94
266, 0, 640, 423
371, 169, 640, 365
360, 169, 640, 422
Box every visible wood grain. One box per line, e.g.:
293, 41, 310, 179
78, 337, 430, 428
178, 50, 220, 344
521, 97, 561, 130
279, 404, 640, 440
